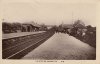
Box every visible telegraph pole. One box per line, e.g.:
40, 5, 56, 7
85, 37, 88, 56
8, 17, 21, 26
72, 12, 74, 24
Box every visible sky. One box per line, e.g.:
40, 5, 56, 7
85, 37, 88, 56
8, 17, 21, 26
0, 0, 99, 26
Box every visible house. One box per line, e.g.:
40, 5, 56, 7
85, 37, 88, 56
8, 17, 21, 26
21, 22, 41, 32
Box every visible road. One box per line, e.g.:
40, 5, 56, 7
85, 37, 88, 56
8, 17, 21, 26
22, 33, 96, 60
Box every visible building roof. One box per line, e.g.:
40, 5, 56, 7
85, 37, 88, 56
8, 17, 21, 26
23, 22, 41, 27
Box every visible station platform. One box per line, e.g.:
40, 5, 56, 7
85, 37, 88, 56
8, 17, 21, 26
2, 31, 45, 39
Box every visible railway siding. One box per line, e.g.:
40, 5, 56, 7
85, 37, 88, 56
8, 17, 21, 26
2, 32, 46, 50
2, 28, 55, 59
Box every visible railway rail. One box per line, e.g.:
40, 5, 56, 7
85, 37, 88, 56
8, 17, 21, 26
2, 28, 55, 59
2, 32, 46, 50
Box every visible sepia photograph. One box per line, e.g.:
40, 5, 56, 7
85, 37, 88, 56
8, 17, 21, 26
1, 0, 99, 62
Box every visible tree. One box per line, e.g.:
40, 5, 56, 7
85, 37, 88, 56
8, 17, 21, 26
73, 20, 85, 28
2, 22, 12, 33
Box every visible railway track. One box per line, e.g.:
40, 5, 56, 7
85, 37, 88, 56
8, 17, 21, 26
2, 32, 46, 50
2, 29, 55, 59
